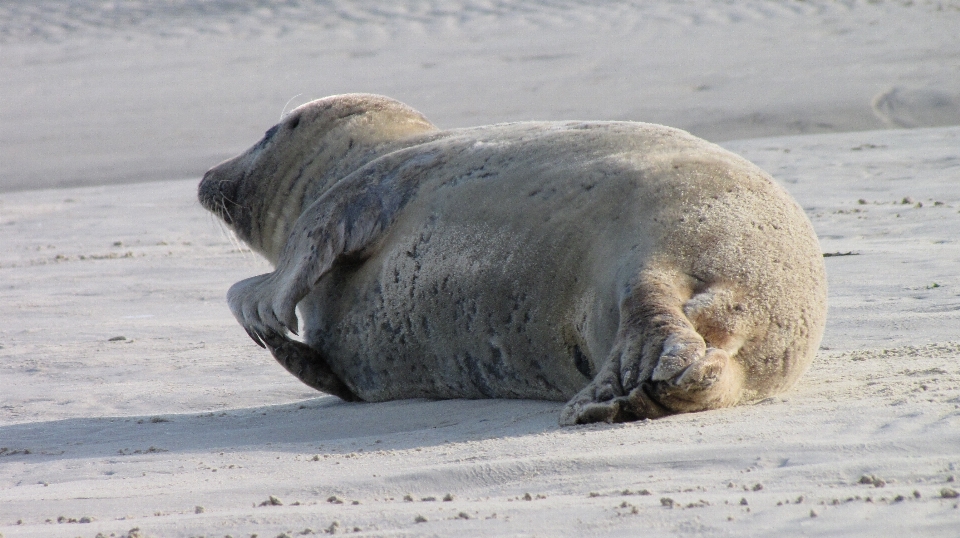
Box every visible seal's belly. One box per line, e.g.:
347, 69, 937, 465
300, 222, 614, 402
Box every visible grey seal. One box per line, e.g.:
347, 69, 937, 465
198, 93, 827, 425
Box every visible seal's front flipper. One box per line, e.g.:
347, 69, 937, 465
227, 149, 446, 342
258, 330, 361, 402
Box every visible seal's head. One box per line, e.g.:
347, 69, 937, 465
199, 93, 437, 262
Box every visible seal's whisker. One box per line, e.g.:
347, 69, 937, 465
218, 218, 257, 264
280, 94, 304, 121
216, 200, 255, 260
204, 193, 253, 261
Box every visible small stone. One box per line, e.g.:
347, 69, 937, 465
941, 487, 960, 499
810, 509, 818, 518
913, 490, 921, 499
403, 494, 414, 502
740, 498, 748, 506
195, 506, 204, 514
109, 336, 127, 342
260, 495, 283, 506
660, 497, 675, 508
326, 495, 342, 504
752, 483, 763, 491
522, 492, 533, 501
414, 515, 427, 523
443, 493, 454, 502
457, 512, 470, 519
326, 521, 340, 534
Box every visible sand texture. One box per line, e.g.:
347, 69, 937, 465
1, 1, 960, 537
2, 0, 960, 191
3, 126, 958, 537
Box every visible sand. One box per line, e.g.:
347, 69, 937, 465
1, 1, 959, 537
3, 0, 960, 192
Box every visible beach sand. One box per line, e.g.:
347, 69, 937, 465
1, 2, 959, 536
3, 0, 960, 192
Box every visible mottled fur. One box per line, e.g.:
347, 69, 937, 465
198, 94, 827, 425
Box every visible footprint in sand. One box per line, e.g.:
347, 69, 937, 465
871, 86, 960, 128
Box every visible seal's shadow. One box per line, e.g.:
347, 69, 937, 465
2, 397, 568, 462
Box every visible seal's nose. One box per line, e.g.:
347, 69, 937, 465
197, 166, 242, 227
197, 169, 217, 209
198, 168, 227, 215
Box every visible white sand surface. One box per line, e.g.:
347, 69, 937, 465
2, 1, 960, 537
2, 0, 960, 191
2, 126, 958, 537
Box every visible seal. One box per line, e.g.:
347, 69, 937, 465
198, 93, 827, 425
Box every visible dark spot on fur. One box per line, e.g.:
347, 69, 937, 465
287, 114, 301, 130
573, 345, 592, 379
463, 352, 497, 398
263, 124, 279, 141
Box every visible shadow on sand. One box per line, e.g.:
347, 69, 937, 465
1, 397, 568, 461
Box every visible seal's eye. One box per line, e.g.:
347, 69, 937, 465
287, 115, 301, 130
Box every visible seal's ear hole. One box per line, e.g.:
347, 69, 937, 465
287, 115, 301, 130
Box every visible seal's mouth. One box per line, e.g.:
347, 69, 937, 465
198, 168, 241, 227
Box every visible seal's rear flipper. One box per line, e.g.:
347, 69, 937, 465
258, 331, 362, 402
559, 266, 746, 425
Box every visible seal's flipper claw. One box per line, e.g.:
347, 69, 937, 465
279, 318, 298, 337
245, 327, 266, 348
